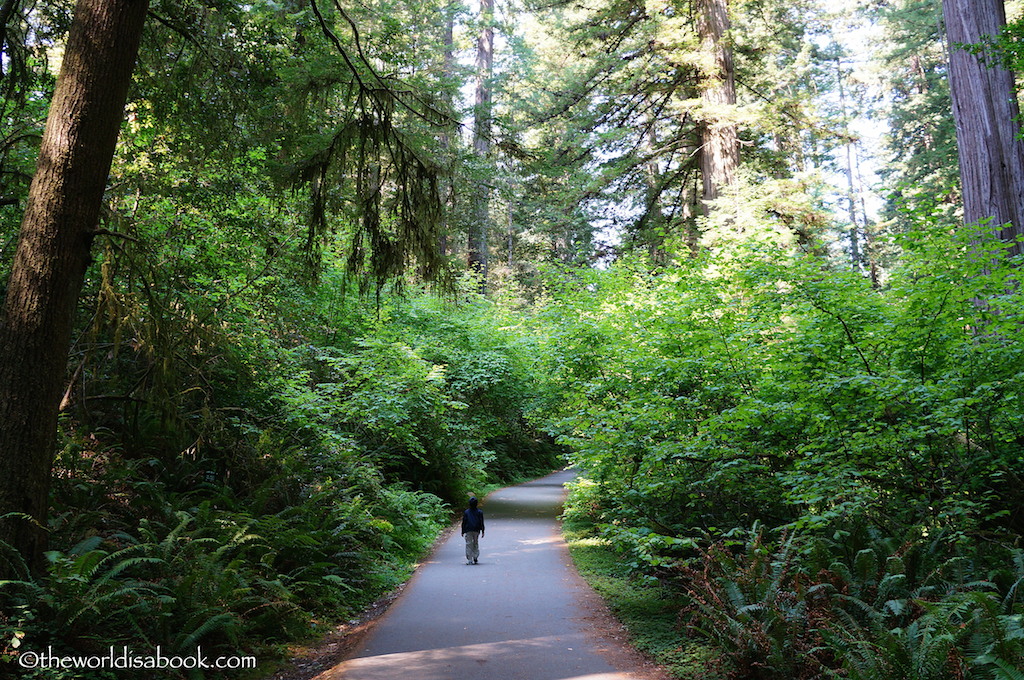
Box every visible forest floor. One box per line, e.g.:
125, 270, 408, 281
269, 469, 672, 680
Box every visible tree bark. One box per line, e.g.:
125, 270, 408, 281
696, 0, 739, 212
469, 0, 494, 292
0, 0, 149, 575
943, 0, 1024, 256
837, 56, 864, 271
438, 2, 457, 258
641, 121, 668, 263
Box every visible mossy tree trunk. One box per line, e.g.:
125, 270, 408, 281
0, 0, 149, 576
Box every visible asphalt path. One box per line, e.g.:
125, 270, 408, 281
319, 469, 650, 680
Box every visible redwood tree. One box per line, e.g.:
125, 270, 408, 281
696, 0, 739, 211
943, 0, 1024, 255
469, 0, 494, 290
0, 0, 149, 575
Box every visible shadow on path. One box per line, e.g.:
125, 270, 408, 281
318, 469, 648, 680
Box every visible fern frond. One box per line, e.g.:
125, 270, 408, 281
855, 549, 879, 583
165, 511, 195, 546
321, 574, 357, 592
94, 556, 165, 585
64, 584, 156, 627
992, 658, 1024, 680
175, 612, 241, 651
92, 544, 156, 583
68, 536, 104, 555
0, 579, 43, 597
69, 549, 108, 580
1002, 575, 1024, 611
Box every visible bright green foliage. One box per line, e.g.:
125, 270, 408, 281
0, 1, 560, 669
543, 213, 1024, 677
676, 526, 1024, 679
1, 260, 555, 674
542, 223, 1024, 545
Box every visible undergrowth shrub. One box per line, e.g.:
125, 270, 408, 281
546, 220, 1024, 677
676, 529, 1024, 680
678, 531, 834, 679
1, 469, 449, 674
2, 274, 552, 676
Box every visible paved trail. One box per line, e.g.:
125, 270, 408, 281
319, 469, 653, 680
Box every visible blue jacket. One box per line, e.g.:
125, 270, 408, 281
461, 507, 484, 534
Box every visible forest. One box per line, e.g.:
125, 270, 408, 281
1, 0, 1024, 677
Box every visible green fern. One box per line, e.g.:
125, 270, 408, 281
991, 658, 1024, 680
175, 612, 242, 653
678, 530, 834, 679
45, 545, 168, 637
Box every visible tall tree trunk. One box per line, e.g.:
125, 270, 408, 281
438, 1, 457, 259
469, 0, 494, 292
837, 56, 863, 271
696, 0, 739, 212
0, 0, 149, 576
943, 0, 1024, 257
641, 122, 668, 264
506, 196, 514, 267
843, 141, 862, 267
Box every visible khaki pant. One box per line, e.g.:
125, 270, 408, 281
463, 531, 480, 562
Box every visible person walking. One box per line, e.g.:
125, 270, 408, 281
461, 497, 485, 564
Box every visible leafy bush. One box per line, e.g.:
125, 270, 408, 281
545, 219, 1024, 676
3, 269, 557, 676
2, 471, 451, 677
676, 529, 1024, 680
678, 531, 834, 679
